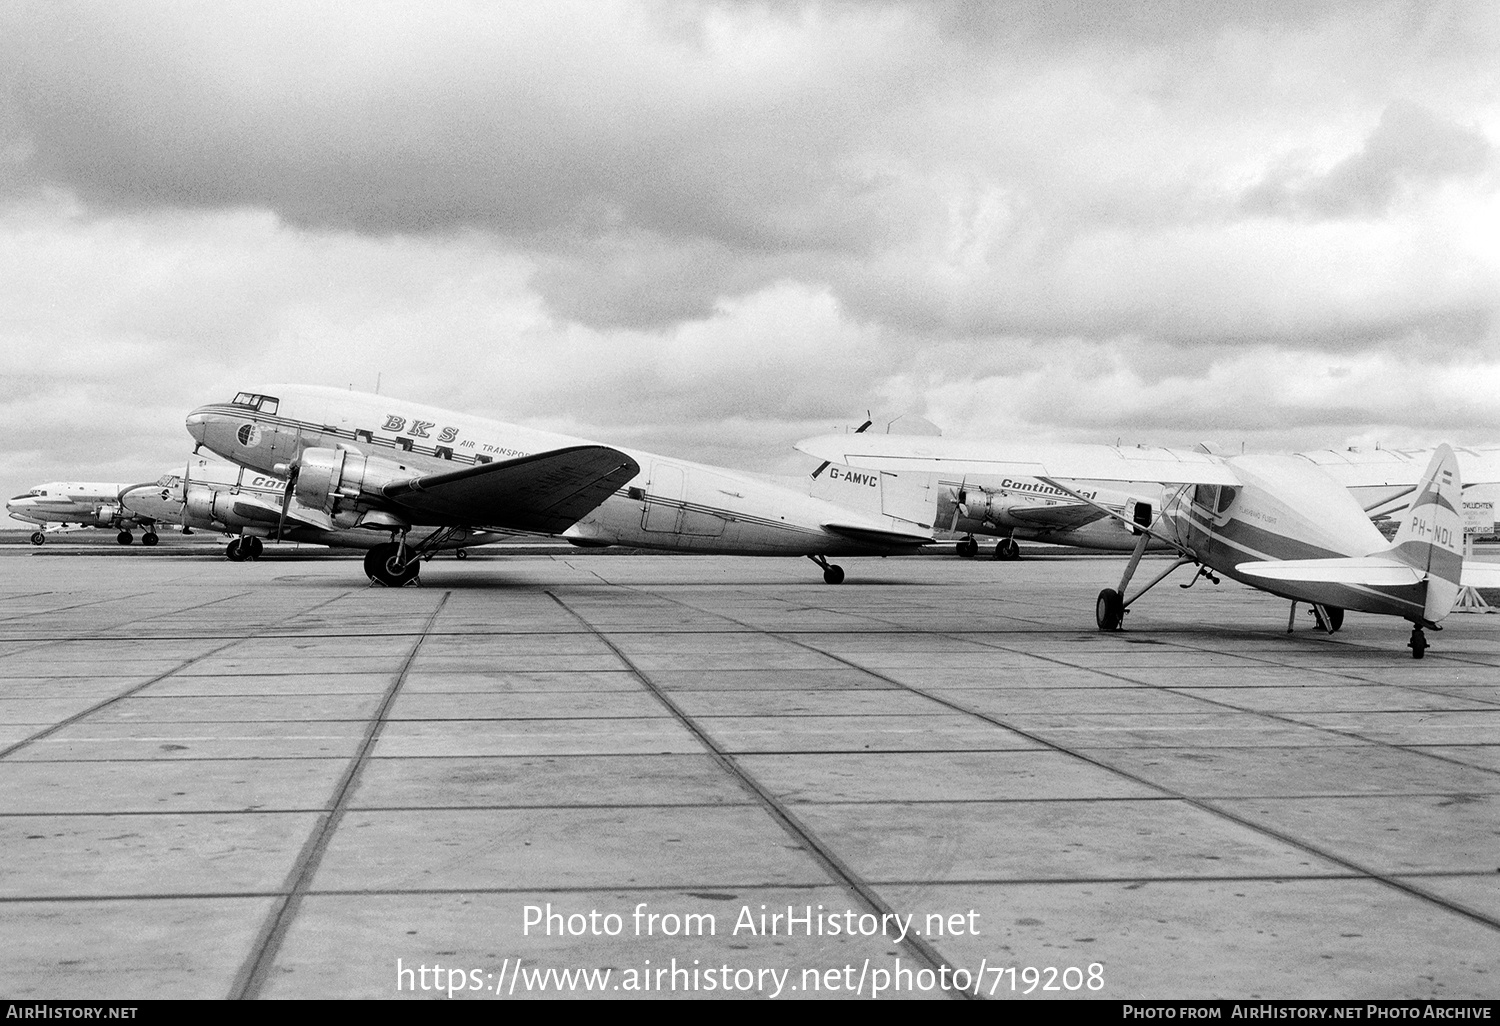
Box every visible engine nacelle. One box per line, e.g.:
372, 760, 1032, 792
293, 447, 407, 515
184, 483, 227, 527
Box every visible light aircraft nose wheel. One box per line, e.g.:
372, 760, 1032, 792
143, 532, 159, 547
365, 542, 420, 587
956, 537, 979, 558
823, 565, 845, 585
1096, 588, 1125, 631
226, 539, 247, 562
30, 532, 45, 546
116, 530, 133, 545
1408, 626, 1428, 659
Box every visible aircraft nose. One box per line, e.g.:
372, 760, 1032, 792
186, 409, 209, 445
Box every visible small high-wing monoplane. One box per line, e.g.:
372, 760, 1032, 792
119, 457, 511, 561
7, 481, 160, 546
796, 433, 1500, 657
184, 386, 938, 586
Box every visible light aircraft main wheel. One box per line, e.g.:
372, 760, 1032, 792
1096, 588, 1124, 631
455, 548, 468, 560
226, 539, 247, 562
366, 542, 420, 587
116, 530, 133, 545
1314, 605, 1344, 633
247, 537, 264, 560
143, 532, 159, 547
30, 532, 45, 546
956, 538, 979, 558
823, 565, 845, 585
1408, 626, 1427, 660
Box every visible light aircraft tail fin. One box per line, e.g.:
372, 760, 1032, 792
1387, 444, 1464, 622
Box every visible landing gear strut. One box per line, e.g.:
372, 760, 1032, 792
807, 554, 845, 584
1094, 528, 1195, 632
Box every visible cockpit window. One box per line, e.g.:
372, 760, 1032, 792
231, 392, 280, 414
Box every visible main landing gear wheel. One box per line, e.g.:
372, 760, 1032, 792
1096, 588, 1124, 631
30, 532, 45, 546
994, 538, 1020, 560
455, 548, 468, 560
142, 532, 159, 547
1408, 625, 1428, 660
823, 565, 845, 585
226, 539, 247, 562
365, 542, 420, 587
956, 537, 979, 558
246, 536, 263, 559
116, 530, 133, 545
1313, 605, 1344, 633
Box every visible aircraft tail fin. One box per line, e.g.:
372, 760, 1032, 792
808, 462, 936, 541
1386, 443, 1464, 622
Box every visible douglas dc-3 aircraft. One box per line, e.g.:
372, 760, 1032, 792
797, 433, 1500, 658
7, 481, 160, 546
184, 386, 937, 586
119, 457, 511, 561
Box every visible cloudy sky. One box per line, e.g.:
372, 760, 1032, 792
2, 0, 1497, 508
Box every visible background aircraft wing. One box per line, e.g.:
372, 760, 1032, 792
1004, 502, 1109, 530
381, 445, 639, 533
796, 434, 1240, 486
1294, 446, 1500, 488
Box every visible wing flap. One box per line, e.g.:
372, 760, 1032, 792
382, 445, 640, 533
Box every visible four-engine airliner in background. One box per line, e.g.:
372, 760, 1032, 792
182, 386, 939, 586
7, 481, 161, 546
118, 457, 512, 561
796, 432, 1500, 657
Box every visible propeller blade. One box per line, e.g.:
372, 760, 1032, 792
276, 467, 297, 540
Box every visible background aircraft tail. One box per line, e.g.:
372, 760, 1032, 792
1387, 444, 1464, 622
807, 462, 936, 543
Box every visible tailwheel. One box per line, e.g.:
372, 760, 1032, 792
143, 532, 159, 547
116, 530, 133, 545
956, 536, 979, 558
365, 542, 420, 587
1408, 625, 1428, 660
807, 554, 844, 584
30, 531, 45, 546
1096, 588, 1124, 631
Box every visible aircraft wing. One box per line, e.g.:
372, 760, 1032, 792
797, 434, 1240, 486
1004, 502, 1109, 531
1295, 446, 1500, 488
381, 445, 640, 533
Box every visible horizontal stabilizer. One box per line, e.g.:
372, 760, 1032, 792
1236, 557, 1422, 588
821, 522, 932, 548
